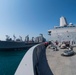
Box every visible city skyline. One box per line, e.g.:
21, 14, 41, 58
0, 0, 76, 40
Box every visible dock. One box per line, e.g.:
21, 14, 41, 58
46, 46, 76, 75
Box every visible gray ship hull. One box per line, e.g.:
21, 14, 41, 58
0, 41, 38, 50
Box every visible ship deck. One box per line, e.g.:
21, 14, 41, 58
46, 45, 76, 75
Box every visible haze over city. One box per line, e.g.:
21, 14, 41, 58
0, 0, 76, 40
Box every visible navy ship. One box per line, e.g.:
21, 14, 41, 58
0, 34, 46, 50
48, 16, 76, 45
0, 35, 34, 50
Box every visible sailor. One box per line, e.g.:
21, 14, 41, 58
44, 42, 49, 47
69, 46, 73, 50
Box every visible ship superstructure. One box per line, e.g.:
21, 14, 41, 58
48, 16, 76, 45
0, 34, 46, 50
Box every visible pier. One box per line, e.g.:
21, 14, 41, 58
46, 46, 76, 75
14, 43, 76, 75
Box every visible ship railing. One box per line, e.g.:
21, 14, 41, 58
14, 43, 45, 75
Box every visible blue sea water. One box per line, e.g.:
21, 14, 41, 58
0, 48, 29, 75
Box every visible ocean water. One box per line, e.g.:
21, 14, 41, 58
0, 48, 29, 75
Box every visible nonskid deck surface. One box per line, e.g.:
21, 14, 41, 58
46, 45, 76, 75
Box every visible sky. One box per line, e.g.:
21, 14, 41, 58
0, 0, 76, 40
